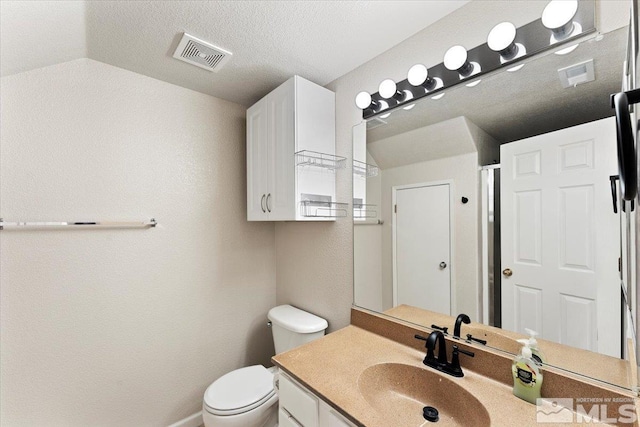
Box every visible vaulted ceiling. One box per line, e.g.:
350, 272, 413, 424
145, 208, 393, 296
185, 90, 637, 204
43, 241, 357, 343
0, 1, 468, 106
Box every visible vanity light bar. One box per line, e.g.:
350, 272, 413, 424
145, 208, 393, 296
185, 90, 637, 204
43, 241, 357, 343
357, 0, 595, 120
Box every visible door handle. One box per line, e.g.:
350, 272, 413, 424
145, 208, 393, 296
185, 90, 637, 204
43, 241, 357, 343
266, 193, 272, 212
439, 262, 447, 269
261, 194, 266, 213
503, 268, 513, 277
610, 175, 619, 214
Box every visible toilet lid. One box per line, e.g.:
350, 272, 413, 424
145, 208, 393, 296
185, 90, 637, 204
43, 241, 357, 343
204, 365, 275, 415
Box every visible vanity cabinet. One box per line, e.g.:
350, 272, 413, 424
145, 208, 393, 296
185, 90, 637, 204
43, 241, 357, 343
246, 75, 342, 221
279, 371, 355, 427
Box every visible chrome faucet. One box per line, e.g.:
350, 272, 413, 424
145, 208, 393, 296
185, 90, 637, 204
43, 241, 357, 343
415, 331, 474, 378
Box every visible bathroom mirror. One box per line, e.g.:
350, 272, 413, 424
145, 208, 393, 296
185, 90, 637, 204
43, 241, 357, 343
353, 22, 637, 390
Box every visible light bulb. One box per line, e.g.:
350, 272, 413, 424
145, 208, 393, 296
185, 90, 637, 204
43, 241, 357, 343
379, 78, 407, 102
444, 45, 468, 71
488, 22, 516, 52
487, 21, 526, 64
488, 22, 518, 58
408, 64, 428, 86
379, 79, 397, 99
407, 64, 439, 91
554, 43, 579, 55
444, 45, 478, 78
542, 0, 578, 40
355, 91, 372, 110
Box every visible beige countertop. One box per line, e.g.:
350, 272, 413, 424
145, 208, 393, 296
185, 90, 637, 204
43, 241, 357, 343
273, 308, 638, 427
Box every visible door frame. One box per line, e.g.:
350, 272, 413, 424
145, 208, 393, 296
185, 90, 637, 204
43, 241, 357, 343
392, 179, 456, 314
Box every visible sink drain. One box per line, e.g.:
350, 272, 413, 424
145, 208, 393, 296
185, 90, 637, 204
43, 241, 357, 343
423, 406, 439, 422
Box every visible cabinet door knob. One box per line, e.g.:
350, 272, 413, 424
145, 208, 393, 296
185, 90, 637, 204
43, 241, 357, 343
261, 194, 266, 213
503, 268, 513, 277
439, 262, 447, 269
266, 193, 272, 212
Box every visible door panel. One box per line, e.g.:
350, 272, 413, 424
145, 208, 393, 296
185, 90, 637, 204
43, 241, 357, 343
514, 190, 542, 265
246, 99, 268, 221
559, 293, 596, 351
558, 185, 594, 271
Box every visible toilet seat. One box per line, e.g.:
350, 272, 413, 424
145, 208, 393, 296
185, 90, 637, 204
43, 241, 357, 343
203, 365, 275, 416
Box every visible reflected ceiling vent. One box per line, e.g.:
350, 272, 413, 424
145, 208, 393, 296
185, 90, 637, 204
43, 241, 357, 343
557, 59, 595, 88
173, 33, 232, 72
366, 117, 387, 130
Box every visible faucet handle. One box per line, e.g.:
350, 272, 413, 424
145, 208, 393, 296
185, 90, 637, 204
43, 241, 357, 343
466, 333, 487, 345
414, 334, 435, 361
414, 334, 429, 343
449, 345, 474, 378
453, 345, 475, 358
431, 324, 449, 334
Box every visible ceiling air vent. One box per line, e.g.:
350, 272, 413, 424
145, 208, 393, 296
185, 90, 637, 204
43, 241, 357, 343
557, 59, 595, 88
173, 33, 232, 72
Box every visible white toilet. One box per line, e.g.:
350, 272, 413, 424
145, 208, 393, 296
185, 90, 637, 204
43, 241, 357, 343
202, 305, 328, 427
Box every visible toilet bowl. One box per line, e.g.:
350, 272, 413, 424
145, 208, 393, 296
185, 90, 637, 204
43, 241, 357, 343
202, 305, 328, 427
202, 365, 278, 427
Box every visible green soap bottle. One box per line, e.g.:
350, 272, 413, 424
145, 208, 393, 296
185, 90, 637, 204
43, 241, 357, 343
512, 339, 543, 404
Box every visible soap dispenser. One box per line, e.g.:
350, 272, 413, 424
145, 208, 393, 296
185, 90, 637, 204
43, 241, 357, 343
524, 328, 545, 365
512, 339, 543, 404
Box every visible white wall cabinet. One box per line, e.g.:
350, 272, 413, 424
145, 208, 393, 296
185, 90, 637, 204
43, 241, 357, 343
246, 75, 342, 221
279, 371, 355, 427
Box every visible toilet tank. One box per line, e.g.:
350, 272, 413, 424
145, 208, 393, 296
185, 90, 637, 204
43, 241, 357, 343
268, 305, 328, 354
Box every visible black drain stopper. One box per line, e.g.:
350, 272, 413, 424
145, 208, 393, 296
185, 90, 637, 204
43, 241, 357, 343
423, 406, 439, 422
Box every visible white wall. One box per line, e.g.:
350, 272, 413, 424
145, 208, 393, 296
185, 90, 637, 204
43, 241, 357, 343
0, 58, 276, 426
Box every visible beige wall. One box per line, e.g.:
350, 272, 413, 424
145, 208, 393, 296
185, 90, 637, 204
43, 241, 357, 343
0, 58, 276, 426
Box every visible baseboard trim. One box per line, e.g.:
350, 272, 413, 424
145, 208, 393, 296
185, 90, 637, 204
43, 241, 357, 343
167, 411, 203, 427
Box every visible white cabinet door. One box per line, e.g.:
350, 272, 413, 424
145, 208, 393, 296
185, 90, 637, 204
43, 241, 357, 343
246, 98, 269, 221
279, 373, 318, 427
279, 371, 356, 427
501, 117, 619, 357
319, 400, 357, 427
268, 77, 296, 220
279, 408, 303, 427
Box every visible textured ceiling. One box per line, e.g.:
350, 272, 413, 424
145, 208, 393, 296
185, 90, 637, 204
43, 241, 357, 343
368, 116, 484, 169
0, 1, 87, 77
1, 0, 468, 106
367, 26, 627, 151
